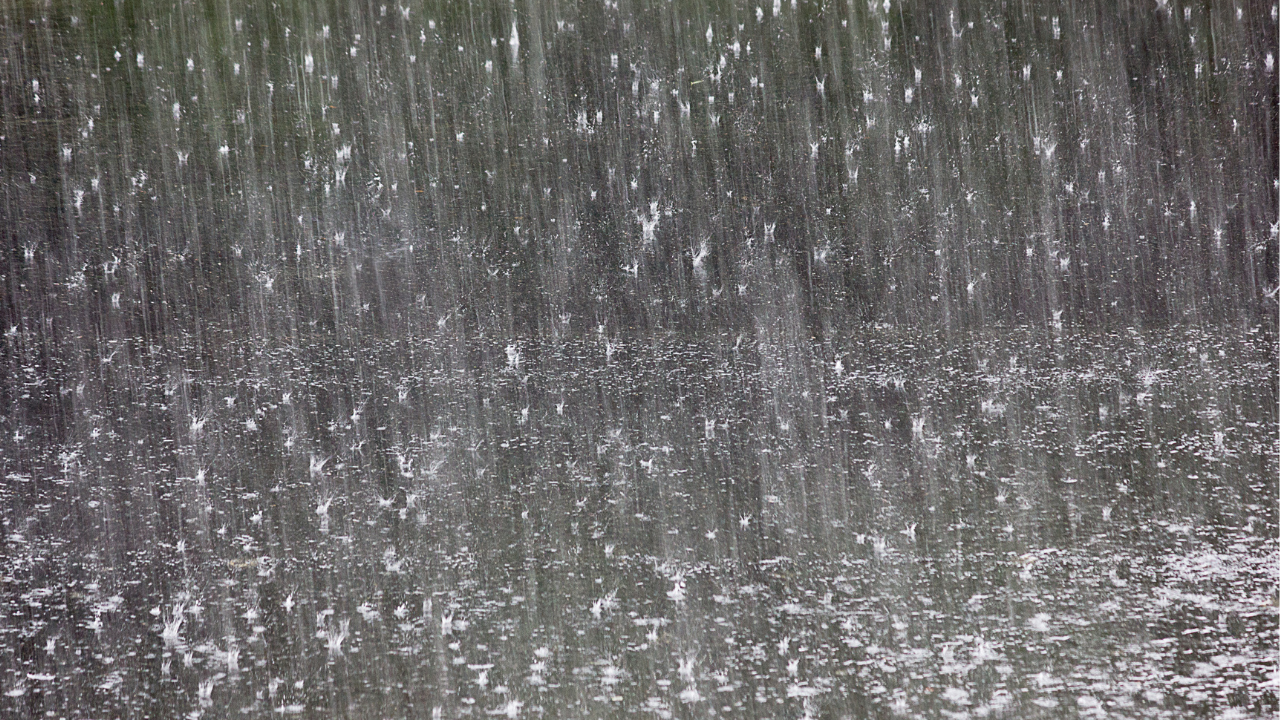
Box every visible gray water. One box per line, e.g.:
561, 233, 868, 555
1, 0, 1276, 718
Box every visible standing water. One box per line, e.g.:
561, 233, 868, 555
1, 0, 1276, 718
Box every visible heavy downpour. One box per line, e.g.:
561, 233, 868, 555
0, 0, 1276, 718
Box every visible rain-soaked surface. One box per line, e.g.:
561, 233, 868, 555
1, 0, 1277, 718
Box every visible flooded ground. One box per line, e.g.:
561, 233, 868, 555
1, 325, 1275, 718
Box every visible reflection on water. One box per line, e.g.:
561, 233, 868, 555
2, 326, 1275, 718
